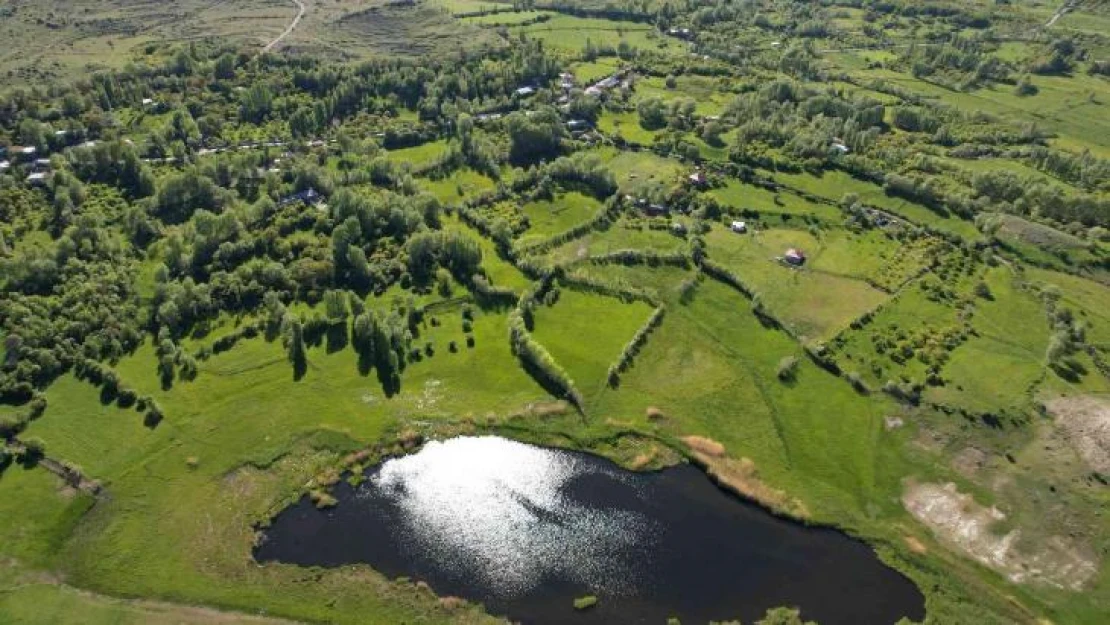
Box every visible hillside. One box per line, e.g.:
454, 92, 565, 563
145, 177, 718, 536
1, 1, 1108, 624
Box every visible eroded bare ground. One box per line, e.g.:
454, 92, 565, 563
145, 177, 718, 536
903, 481, 1099, 591
1043, 395, 1110, 475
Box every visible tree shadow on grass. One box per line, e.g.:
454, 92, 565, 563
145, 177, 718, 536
326, 324, 348, 353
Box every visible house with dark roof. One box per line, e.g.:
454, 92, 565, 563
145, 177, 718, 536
279, 188, 324, 207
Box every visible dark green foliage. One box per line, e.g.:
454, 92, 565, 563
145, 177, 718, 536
405, 230, 482, 283
505, 106, 566, 165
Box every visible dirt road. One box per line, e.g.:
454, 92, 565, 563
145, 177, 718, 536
264, 0, 306, 52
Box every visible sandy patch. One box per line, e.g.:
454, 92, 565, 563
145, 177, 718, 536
1043, 396, 1110, 475
903, 482, 1098, 590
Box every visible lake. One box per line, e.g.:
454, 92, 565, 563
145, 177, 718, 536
254, 436, 925, 624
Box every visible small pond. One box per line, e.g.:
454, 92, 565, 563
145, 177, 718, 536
254, 436, 925, 624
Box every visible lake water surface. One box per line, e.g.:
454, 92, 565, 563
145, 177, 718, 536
254, 436, 925, 624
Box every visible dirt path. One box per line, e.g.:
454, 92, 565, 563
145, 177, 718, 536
263, 0, 306, 52
1045, 0, 1077, 29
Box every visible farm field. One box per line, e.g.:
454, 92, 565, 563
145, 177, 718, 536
1, 1, 1109, 625
704, 225, 891, 342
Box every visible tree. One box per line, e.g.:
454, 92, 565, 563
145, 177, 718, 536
287, 318, 307, 379
151, 171, 224, 224
505, 107, 565, 165
19, 437, 46, 464
239, 83, 274, 123
214, 53, 236, 80
637, 97, 668, 130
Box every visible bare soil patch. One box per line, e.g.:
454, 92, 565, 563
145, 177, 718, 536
903, 482, 1098, 590
1043, 395, 1110, 474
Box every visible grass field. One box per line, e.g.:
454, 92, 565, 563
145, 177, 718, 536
597, 110, 661, 145
771, 170, 983, 240
924, 267, 1051, 415
808, 229, 938, 291
512, 16, 684, 56
386, 140, 451, 168
705, 225, 890, 342
420, 169, 497, 203
542, 220, 688, 265
518, 191, 602, 243
845, 66, 1110, 158
531, 287, 654, 399
708, 180, 844, 222
592, 147, 686, 197
0, 0, 295, 84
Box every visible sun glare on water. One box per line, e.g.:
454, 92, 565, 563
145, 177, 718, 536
367, 436, 655, 596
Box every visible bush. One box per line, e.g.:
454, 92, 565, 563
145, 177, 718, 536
777, 356, 799, 382
19, 436, 46, 462
845, 371, 869, 393
573, 595, 598, 610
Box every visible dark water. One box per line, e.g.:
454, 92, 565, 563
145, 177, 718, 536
254, 436, 925, 625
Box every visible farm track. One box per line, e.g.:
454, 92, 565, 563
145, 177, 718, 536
1045, 0, 1077, 28
264, 0, 307, 52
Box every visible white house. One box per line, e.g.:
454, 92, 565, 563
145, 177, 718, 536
515, 86, 536, 97
731, 221, 747, 233
26, 172, 48, 186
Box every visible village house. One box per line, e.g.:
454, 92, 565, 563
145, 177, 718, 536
26, 172, 49, 186
279, 187, 324, 208
515, 86, 536, 97
731, 220, 748, 233
784, 248, 806, 266
667, 27, 694, 40
688, 171, 707, 186
11, 146, 36, 161
566, 119, 590, 132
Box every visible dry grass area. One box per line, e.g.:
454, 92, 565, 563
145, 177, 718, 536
682, 436, 809, 519
903, 535, 928, 554
681, 434, 725, 457
1043, 395, 1110, 475
902, 481, 1099, 591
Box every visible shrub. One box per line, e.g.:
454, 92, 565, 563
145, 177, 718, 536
0, 414, 27, 438
573, 595, 598, 610
777, 356, 800, 382
19, 436, 46, 462
845, 371, 869, 393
